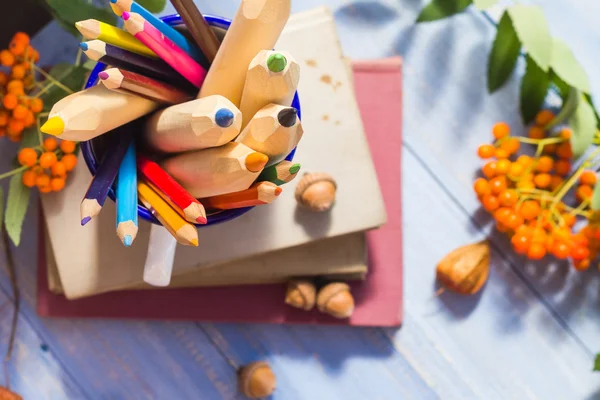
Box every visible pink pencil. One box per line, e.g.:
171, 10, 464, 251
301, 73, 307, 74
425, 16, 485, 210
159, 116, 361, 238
122, 12, 206, 88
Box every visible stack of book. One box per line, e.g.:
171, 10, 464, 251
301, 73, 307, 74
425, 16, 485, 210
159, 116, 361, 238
36, 7, 404, 327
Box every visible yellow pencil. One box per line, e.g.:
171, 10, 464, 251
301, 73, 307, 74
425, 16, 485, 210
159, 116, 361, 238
75, 19, 157, 58
138, 182, 199, 246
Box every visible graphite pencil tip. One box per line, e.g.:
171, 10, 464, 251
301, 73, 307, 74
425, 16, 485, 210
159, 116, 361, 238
245, 152, 269, 172
123, 235, 133, 247
40, 117, 65, 136
278, 108, 298, 128
78, 42, 88, 51
215, 108, 235, 128
267, 53, 287, 73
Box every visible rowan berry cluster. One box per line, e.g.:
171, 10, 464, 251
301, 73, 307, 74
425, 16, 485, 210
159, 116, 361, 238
474, 110, 599, 270
17, 138, 77, 193
0, 32, 42, 142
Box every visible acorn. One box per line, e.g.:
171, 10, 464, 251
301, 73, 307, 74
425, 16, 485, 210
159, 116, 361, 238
238, 361, 276, 399
0, 386, 22, 400
284, 279, 316, 310
316, 282, 354, 319
436, 241, 490, 295
295, 172, 337, 212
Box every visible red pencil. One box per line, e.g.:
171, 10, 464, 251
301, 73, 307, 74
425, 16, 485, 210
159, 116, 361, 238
201, 181, 282, 210
137, 155, 207, 224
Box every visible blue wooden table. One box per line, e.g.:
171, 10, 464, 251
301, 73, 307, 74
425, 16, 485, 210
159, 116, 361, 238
2, 0, 600, 398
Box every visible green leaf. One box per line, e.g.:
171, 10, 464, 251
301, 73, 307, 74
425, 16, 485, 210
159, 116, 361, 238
546, 87, 580, 131
507, 5, 552, 72
41, 63, 90, 113
473, 0, 497, 10
595, 354, 600, 371
137, 0, 167, 13
592, 182, 600, 211
416, 0, 472, 23
42, 0, 116, 36
550, 70, 570, 104
569, 92, 596, 158
487, 12, 521, 93
0, 187, 4, 228
4, 172, 31, 247
520, 56, 550, 124
551, 38, 590, 93
583, 93, 600, 131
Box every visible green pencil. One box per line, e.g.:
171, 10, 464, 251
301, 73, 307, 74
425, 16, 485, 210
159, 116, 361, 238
258, 161, 301, 186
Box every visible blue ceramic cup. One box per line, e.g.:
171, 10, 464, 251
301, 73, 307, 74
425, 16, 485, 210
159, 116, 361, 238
81, 14, 300, 226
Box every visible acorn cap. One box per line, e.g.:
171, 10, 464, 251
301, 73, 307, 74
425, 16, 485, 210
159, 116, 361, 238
238, 361, 276, 399
295, 172, 337, 212
317, 282, 354, 319
285, 280, 316, 310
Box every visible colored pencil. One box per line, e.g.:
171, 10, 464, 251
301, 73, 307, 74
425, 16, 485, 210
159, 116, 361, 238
122, 12, 207, 88
80, 128, 134, 226
240, 50, 300, 128
143, 226, 177, 287
99, 68, 193, 104
145, 95, 241, 153
110, 0, 205, 64
235, 104, 304, 166
161, 143, 268, 198
198, 0, 291, 105
202, 181, 282, 210
257, 160, 301, 186
138, 182, 199, 247
39, 84, 158, 142
170, 0, 220, 63
137, 155, 207, 224
75, 19, 157, 58
116, 142, 138, 247
79, 40, 190, 87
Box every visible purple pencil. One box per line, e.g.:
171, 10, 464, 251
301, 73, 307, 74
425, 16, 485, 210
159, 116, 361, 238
80, 128, 135, 226
79, 40, 194, 90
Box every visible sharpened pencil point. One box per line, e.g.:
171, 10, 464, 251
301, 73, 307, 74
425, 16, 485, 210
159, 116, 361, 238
267, 53, 287, 72
110, 0, 118, 3
190, 239, 199, 247
215, 108, 235, 128
81, 216, 92, 226
98, 71, 109, 80
245, 152, 269, 172
78, 42, 88, 51
123, 235, 133, 247
122, 11, 131, 21
275, 187, 283, 196
196, 216, 208, 225
40, 117, 65, 136
289, 163, 301, 174
278, 108, 298, 128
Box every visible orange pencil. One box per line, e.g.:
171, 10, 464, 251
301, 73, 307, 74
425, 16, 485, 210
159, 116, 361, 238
201, 182, 282, 210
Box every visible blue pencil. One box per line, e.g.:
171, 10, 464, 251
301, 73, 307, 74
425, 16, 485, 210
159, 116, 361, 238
80, 128, 134, 226
110, 0, 207, 66
116, 141, 139, 247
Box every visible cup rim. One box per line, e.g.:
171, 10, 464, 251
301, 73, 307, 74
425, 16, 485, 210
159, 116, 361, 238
80, 14, 300, 227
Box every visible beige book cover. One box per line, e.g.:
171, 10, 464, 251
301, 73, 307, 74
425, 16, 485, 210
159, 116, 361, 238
41, 6, 385, 299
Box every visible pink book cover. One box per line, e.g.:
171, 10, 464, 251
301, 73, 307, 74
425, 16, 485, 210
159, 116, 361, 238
36, 58, 404, 327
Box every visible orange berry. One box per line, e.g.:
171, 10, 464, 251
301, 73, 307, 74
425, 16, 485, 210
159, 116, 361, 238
506, 212, 524, 230
549, 175, 564, 190
0, 110, 8, 127
494, 148, 509, 159
9, 40, 25, 56
8, 134, 22, 142
43, 137, 58, 151
556, 142, 573, 159
489, 176, 507, 195
552, 240, 570, 258
24, 46, 39, 63
576, 185, 593, 202
572, 233, 588, 247
7, 79, 23, 92
50, 161, 67, 178
39, 152, 58, 168
535, 156, 554, 173
517, 180, 536, 190
12, 32, 30, 46
29, 98, 43, 113
554, 160, 571, 176
496, 221, 510, 233
50, 177, 66, 192
21, 170, 36, 188
11, 65, 26, 79
0, 71, 8, 86
508, 162, 524, 178
571, 245, 590, 261
500, 138, 520, 155
496, 159, 511, 175
563, 213, 576, 228
23, 110, 34, 127
512, 233, 531, 254
7, 119, 24, 136
573, 259, 590, 271
477, 144, 495, 159
543, 144, 557, 155
519, 200, 541, 220
494, 207, 512, 223
60, 140, 77, 154
35, 174, 50, 188
528, 126, 545, 139
0, 127, 5, 136
482, 194, 499, 212
61, 154, 78, 171
492, 122, 510, 139
517, 155, 534, 168
499, 189, 518, 207
38, 185, 52, 194
580, 170, 597, 186
3, 93, 18, 110
559, 128, 572, 139
12, 104, 28, 121
527, 243, 547, 260
535, 110, 555, 126
473, 178, 490, 197
17, 147, 37, 166
0, 50, 14, 66
533, 173, 551, 189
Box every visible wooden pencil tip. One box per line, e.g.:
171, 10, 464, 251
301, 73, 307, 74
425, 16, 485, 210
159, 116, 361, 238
275, 187, 283, 196
40, 117, 65, 136
196, 216, 208, 225
81, 216, 92, 226
245, 152, 269, 172
123, 235, 134, 247
267, 53, 287, 72
190, 239, 199, 247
